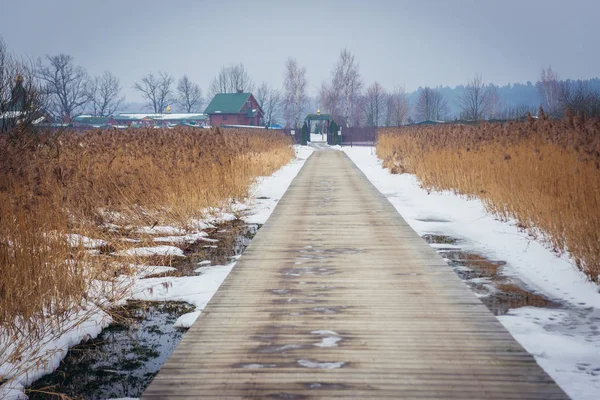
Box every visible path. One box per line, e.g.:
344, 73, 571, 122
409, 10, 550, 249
142, 150, 568, 399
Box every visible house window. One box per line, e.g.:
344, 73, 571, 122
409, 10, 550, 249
246, 100, 251, 108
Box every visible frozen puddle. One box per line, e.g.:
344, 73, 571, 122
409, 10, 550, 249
423, 233, 557, 316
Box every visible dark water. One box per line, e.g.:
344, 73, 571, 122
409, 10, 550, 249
28, 301, 194, 400
172, 221, 260, 276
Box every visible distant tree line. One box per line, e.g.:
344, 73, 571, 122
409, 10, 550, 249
2, 33, 599, 132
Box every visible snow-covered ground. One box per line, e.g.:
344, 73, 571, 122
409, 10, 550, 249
343, 146, 600, 400
0, 146, 313, 400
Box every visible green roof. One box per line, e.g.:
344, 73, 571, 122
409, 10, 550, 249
73, 116, 110, 126
305, 113, 333, 121
204, 93, 252, 114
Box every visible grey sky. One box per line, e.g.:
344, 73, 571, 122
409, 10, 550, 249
1, 0, 598, 102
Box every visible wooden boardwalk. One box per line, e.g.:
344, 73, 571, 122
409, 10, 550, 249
142, 150, 569, 399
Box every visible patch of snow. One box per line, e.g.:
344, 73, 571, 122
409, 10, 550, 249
117, 246, 184, 257
190, 220, 215, 230
137, 225, 186, 235
0, 381, 27, 400
132, 262, 236, 311
0, 307, 111, 395
152, 232, 208, 243
343, 146, 600, 400
297, 359, 345, 369
499, 307, 600, 400
134, 265, 177, 278
241, 363, 276, 369
428, 242, 461, 250
66, 234, 107, 249
173, 311, 201, 328
311, 330, 339, 336
314, 336, 342, 348
108, 398, 139, 400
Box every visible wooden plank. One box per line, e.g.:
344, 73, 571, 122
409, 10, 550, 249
142, 150, 569, 399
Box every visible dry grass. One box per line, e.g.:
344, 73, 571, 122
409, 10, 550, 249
0, 126, 293, 381
377, 113, 600, 282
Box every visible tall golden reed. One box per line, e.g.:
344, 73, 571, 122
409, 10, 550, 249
0, 126, 293, 371
377, 113, 600, 282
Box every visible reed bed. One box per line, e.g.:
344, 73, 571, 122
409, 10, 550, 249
0, 126, 293, 381
377, 113, 600, 282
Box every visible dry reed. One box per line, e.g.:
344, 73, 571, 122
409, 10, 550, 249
377, 113, 600, 282
0, 126, 293, 381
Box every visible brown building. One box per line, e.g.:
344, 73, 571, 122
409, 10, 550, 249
204, 92, 264, 126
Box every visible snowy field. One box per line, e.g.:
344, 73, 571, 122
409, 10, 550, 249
343, 146, 600, 400
0, 146, 313, 400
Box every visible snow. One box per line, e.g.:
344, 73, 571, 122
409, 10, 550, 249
297, 359, 345, 369
499, 307, 600, 399
132, 262, 236, 322
116, 245, 184, 257
152, 232, 208, 243
106, 398, 139, 400
133, 265, 177, 278
0, 307, 111, 395
314, 336, 342, 348
66, 234, 107, 249
343, 146, 600, 400
0, 382, 27, 400
310, 133, 326, 142
311, 330, 339, 336
137, 225, 186, 235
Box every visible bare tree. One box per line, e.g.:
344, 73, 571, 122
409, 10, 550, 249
319, 81, 343, 123
133, 71, 174, 113
363, 81, 387, 127
558, 80, 600, 117
351, 95, 367, 127
537, 66, 561, 117
458, 74, 490, 120
1, 37, 46, 132
328, 49, 363, 128
283, 58, 308, 129
87, 71, 124, 116
208, 63, 254, 98
486, 84, 503, 119
385, 85, 410, 126
177, 75, 203, 113
256, 82, 282, 126
415, 87, 448, 121
36, 54, 89, 121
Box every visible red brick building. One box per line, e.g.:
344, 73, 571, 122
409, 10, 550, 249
204, 92, 264, 126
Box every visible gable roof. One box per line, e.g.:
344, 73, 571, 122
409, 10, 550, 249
204, 93, 252, 114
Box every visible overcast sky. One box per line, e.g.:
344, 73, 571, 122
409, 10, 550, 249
1, 0, 598, 102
